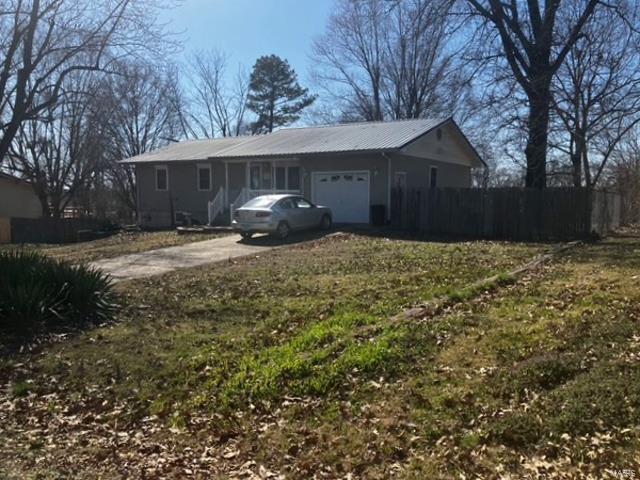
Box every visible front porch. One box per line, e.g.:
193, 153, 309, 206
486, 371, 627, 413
207, 159, 303, 225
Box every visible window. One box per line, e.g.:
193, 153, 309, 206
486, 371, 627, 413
294, 197, 313, 209
155, 166, 168, 191
288, 166, 300, 190
197, 164, 211, 191
243, 196, 278, 208
278, 198, 295, 209
429, 166, 438, 188
250, 165, 261, 190
275, 167, 286, 190
273, 165, 301, 190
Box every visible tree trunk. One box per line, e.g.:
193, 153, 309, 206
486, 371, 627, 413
37, 191, 50, 218
571, 151, 582, 187
582, 148, 592, 188
372, 81, 383, 121
524, 89, 550, 189
571, 131, 586, 187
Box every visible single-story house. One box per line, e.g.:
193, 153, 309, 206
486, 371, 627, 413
120, 118, 485, 227
0, 172, 42, 243
0, 172, 42, 219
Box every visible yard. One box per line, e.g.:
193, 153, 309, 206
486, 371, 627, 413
0, 229, 230, 264
1, 230, 639, 478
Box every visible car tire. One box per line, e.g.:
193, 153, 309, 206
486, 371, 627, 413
320, 214, 332, 230
240, 232, 253, 240
276, 221, 290, 239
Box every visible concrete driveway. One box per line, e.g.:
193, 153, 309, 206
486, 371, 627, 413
91, 234, 278, 282
91, 231, 335, 282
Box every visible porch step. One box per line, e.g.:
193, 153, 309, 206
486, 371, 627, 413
177, 225, 232, 235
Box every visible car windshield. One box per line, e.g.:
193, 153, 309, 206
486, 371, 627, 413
242, 196, 277, 209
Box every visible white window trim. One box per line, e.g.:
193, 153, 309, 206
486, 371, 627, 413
155, 165, 169, 191
197, 163, 212, 191
429, 165, 438, 188
252, 163, 301, 192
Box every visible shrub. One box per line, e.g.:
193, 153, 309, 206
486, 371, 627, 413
489, 412, 542, 448
543, 363, 640, 436
0, 250, 116, 334
493, 353, 582, 401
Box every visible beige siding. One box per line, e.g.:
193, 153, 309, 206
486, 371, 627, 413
401, 122, 481, 168
0, 178, 42, 219
390, 155, 471, 190
0, 217, 10, 244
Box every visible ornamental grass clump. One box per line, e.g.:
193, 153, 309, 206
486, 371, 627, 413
0, 250, 116, 334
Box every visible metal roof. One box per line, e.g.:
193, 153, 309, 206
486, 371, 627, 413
120, 118, 453, 164
120, 137, 253, 164
0, 171, 32, 185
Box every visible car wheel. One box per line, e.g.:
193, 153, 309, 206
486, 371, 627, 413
276, 221, 290, 239
240, 232, 253, 240
320, 214, 332, 230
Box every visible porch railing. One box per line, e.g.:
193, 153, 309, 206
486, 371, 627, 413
207, 186, 224, 225
230, 187, 249, 224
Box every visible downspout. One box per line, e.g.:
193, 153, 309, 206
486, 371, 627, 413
382, 152, 392, 223
135, 164, 142, 226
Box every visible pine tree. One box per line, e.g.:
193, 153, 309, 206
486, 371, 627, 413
246, 55, 316, 133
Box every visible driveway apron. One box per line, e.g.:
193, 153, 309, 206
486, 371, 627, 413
90, 234, 278, 282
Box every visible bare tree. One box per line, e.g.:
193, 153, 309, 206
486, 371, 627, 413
184, 50, 249, 138
8, 72, 103, 217
466, 0, 603, 188
312, 0, 387, 121
312, 0, 464, 122
552, 1, 640, 189
95, 61, 183, 215
0, 0, 172, 166
383, 0, 461, 119
607, 130, 640, 224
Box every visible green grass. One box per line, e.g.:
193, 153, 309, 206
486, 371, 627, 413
3, 230, 640, 478
20, 236, 535, 414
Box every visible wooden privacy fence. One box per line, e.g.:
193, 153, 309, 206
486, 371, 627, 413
390, 187, 621, 241
9, 217, 113, 244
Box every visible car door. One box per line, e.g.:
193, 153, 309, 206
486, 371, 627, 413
276, 197, 299, 228
293, 197, 318, 228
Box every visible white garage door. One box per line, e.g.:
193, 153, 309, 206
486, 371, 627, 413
312, 171, 370, 223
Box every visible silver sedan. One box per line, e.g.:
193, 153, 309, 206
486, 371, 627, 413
232, 194, 332, 239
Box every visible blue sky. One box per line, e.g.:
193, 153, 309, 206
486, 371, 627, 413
164, 0, 335, 84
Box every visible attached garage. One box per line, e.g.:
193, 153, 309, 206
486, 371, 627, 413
311, 171, 370, 223
123, 118, 486, 228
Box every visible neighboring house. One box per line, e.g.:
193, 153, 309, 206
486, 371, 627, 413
120, 118, 485, 227
0, 172, 42, 219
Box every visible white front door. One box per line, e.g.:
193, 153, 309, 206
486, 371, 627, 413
312, 171, 370, 223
